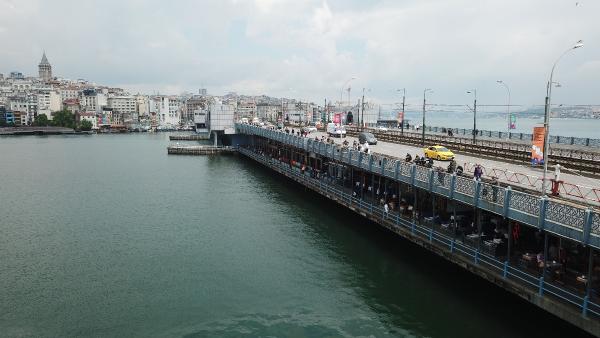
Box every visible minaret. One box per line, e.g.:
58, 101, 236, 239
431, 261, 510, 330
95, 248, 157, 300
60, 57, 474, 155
38, 51, 52, 81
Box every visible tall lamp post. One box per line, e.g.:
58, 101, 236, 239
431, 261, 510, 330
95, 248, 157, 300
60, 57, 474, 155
397, 88, 406, 135
422, 88, 432, 146
541, 40, 584, 195
340, 77, 356, 107
496, 80, 511, 138
467, 89, 477, 144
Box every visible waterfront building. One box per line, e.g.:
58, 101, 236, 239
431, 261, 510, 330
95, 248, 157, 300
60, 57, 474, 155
76, 112, 98, 130
38, 52, 52, 82
63, 98, 80, 114
210, 100, 235, 135
183, 96, 208, 123
134, 94, 150, 120
79, 89, 107, 114
154, 96, 181, 126
37, 90, 62, 119
107, 95, 136, 123
13, 111, 27, 126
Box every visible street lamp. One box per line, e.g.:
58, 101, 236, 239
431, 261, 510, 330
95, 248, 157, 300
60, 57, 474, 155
360, 88, 371, 130
467, 89, 477, 144
397, 88, 406, 135
422, 88, 432, 146
496, 80, 511, 137
340, 77, 356, 107
541, 40, 583, 195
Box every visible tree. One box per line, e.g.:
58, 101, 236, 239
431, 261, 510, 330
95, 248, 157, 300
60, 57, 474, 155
34, 114, 49, 126
79, 119, 93, 131
51, 110, 75, 128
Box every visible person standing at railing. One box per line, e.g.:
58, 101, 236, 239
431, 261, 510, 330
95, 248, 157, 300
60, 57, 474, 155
551, 164, 561, 196
474, 164, 483, 181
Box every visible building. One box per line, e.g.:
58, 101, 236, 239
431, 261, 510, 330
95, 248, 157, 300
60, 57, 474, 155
80, 89, 106, 114
107, 95, 136, 123
134, 94, 150, 120
9, 71, 24, 80
154, 96, 181, 126
256, 103, 280, 121
38, 52, 52, 82
37, 90, 62, 119
63, 99, 80, 114
183, 96, 207, 123
210, 100, 235, 134
76, 112, 98, 130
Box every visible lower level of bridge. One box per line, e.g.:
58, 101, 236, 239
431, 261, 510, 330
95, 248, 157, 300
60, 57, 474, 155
236, 131, 600, 337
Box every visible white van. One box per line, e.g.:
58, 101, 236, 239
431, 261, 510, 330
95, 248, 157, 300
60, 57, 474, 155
327, 123, 346, 138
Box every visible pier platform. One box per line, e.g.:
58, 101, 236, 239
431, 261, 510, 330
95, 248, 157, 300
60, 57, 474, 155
169, 133, 210, 141
167, 145, 236, 155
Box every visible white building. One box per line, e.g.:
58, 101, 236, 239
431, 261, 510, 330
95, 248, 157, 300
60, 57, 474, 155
155, 96, 181, 126
135, 94, 150, 119
107, 95, 136, 122
210, 100, 235, 134
36, 90, 62, 119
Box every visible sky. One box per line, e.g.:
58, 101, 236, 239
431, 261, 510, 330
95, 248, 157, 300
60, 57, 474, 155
0, 0, 598, 108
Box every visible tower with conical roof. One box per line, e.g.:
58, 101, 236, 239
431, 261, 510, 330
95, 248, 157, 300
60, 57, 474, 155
38, 52, 52, 81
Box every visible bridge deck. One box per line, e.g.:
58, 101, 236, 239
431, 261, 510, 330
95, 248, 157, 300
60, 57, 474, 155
310, 130, 600, 207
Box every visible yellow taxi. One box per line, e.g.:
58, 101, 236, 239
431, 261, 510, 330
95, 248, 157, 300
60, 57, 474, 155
423, 145, 455, 161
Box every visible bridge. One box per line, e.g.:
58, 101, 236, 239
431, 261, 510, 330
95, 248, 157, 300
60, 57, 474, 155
235, 123, 600, 336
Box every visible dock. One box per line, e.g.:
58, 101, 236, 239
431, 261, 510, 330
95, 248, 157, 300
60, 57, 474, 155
167, 145, 236, 155
169, 133, 210, 141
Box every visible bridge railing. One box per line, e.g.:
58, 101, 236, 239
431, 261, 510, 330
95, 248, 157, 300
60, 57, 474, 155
418, 125, 600, 148
236, 124, 600, 249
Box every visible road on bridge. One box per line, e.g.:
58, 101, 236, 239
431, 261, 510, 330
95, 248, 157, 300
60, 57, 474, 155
310, 131, 600, 207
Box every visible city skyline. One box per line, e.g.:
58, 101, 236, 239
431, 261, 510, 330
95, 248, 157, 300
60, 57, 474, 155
0, 0, 599, 106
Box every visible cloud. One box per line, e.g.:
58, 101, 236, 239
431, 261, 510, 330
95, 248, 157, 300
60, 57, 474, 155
0, 0, 598, 106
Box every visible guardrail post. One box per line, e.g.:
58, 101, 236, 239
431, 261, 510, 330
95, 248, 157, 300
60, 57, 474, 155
368, 154, 374, 172
410, 164, 416, 187
450, 239, 455, 253
538, 276, 544, 296
449, 174, 456, 200
428, 169, 434, 192
582, 209, 593, 246
381, 157, 387, 175
474, 250, 479, 264
474, 180, 481, 208
395, 161, 400, 180
583, 296, 589, 317
503, 186, 512, 218
503, 261, 509, 278
538, 197, 548, 230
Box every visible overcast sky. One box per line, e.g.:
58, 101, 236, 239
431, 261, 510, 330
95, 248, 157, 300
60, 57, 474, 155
0, 0, 598, 108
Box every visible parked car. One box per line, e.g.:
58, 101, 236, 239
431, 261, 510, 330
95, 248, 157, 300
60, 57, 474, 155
302, 126, 317, 133
423, 145, 455, 161
358, 132, 377, 145
375, 126, 388, 132
326, 123, 346, 138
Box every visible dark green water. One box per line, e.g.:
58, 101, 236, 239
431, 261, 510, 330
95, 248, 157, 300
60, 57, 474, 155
0, 134, 591, 337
